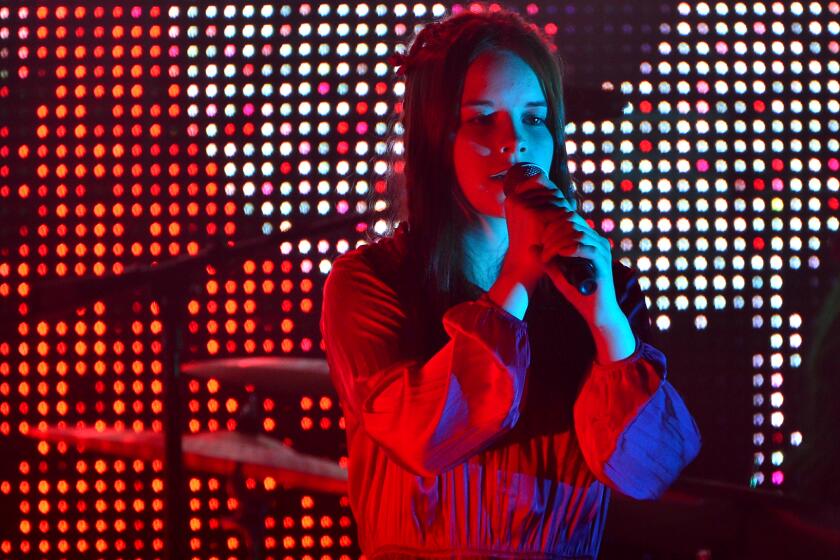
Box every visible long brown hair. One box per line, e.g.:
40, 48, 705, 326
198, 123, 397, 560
373, 6, 578, 357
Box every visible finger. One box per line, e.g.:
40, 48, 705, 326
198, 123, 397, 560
516, 187, 569, 201
542, 219, 575, 241
541, 238, 583, 262
543, 226, 607, 258
538, 207, 590, 232
518, 196, 575, 214
542, 223, 582, 252
543, 238, 600, 262
517, 192, 574, 209
510, 174, 559, 196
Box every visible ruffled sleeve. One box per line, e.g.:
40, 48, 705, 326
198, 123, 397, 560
320, 249, 530, 478
573, 263, 701, 499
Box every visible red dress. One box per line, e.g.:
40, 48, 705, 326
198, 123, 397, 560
320, 228, 700, 559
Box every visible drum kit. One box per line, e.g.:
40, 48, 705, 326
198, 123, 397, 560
12, 214, 359, 560
24, 357, 346, 494
24, 356, 348, 559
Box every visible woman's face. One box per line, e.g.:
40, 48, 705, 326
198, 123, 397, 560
453, 50, 555, 218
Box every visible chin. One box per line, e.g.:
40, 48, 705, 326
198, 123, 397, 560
459, 183, 505, 218
479, 202, 505, 219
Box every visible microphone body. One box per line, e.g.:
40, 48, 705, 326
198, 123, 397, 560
503, 162, 597, 296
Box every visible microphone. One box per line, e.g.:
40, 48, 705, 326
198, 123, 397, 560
503, 162, 597, 296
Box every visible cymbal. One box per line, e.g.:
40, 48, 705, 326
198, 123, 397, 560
181, 356, 334, 396
25, 425, 347, 495
185, 431, 347, 495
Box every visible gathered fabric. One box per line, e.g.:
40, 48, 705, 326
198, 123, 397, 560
320, 228, 701, 559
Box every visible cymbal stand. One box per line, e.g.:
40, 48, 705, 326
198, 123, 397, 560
157, 284, 191, 560
223, 391, 270, 560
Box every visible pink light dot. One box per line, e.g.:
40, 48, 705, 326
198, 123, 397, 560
696, 159, 709, 172
318, 82, 330, 95
771, 471, 783, 485
772, 178, 784, 191
131, 6, 142, 18
828, 158, 839, 171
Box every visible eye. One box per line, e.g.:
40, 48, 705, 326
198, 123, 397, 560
525, 114, 547, 126
467, 114, 493, 125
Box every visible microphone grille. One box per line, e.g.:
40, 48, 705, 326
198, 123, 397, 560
502, 162, 543, 196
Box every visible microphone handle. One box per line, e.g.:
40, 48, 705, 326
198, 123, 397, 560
550, 256, 598, 296
503, 162, 597, 296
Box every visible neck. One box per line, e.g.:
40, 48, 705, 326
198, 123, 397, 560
461, 213, 509, 291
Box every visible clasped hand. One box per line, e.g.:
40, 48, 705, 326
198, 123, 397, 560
505, 172, 625, 329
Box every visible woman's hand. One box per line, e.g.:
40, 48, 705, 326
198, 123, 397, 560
501, 172, 561, 288
508, 172, 625, 329
540, 206, 624, 329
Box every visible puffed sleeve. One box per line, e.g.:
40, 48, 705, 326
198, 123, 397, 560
573, 262, 701, 499
320, 249, 530, 477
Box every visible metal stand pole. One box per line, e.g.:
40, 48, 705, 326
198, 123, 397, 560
161, 291, 189, 560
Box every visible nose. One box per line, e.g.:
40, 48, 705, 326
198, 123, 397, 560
497, 116, 527, 155
500, 142, 527, 154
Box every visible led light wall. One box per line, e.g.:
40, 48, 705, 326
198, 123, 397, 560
0, 1, 838, 559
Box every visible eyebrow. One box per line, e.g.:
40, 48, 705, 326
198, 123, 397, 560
461, 100, 548, 108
